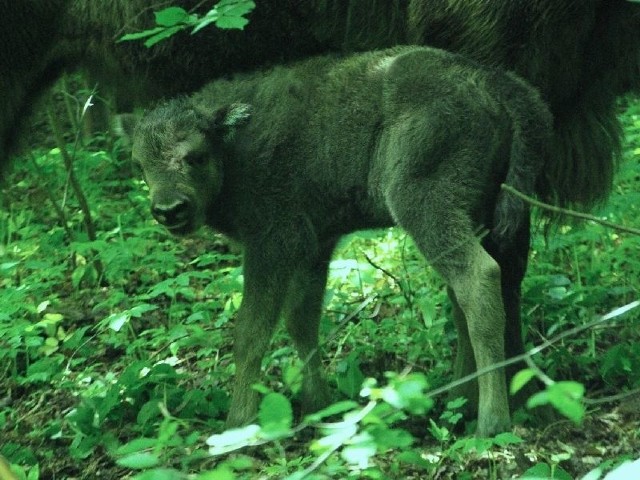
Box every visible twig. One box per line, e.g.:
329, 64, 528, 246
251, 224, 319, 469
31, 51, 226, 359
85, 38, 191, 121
524, 356, 554, 387
501, 184, 640, 236
362, 251, 414, 308
47, 102, 98, 242
27, 153, 75, 243
299, 294, 378, 376
48, 92, 104, 278
362, 252, 400, 286
583, 386, 640, 406
425, 300, 640, 398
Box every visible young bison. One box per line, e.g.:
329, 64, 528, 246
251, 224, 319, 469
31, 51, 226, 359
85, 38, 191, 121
133, 45, 552, 437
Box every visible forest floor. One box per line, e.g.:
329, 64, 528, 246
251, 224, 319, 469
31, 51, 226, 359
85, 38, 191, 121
1, 98, 639, 480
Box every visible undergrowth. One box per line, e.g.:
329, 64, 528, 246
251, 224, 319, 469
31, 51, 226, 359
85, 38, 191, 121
0, 99, 639, 479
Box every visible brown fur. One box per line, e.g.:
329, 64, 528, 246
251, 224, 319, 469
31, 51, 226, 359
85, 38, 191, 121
133, 46, 553, 436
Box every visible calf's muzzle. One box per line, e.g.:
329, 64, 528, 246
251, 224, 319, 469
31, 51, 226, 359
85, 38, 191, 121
151, 197, 193, 233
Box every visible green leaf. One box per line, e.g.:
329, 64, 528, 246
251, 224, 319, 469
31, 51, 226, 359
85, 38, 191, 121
445, 396, 468, 411
580, 467, 603, 480
196, 466, 236, 480
282, 361, 303, 394
137, 401, 161, 426
397, 450, 433, 470
196, 0, 255, 33
382, 374, 432, 415
217, 0, 255, 13
24, 356, 63, 383
528, 381, 585, 424
129, 303, 159, 317
116, 452, 160, 469
312, 423, 357, 453
42, 313, 63, 323
258, 393, 293, 437
155, 7, 190, 27
134, 469, 185, 480
336, 353, 365, 398
119, 27, 165, 42
206, 424, 261, 455
116, 437, 158, 456
144, 26, 185, 48
27, 464, 41, 480
510, 368, 536, 395
522, 463, 551, 478
368, 425, 414, 449
215, 15, 249, 30
552, 466, 574, 480
72, 265, 86, 289
428, 419, 449, 443
303, 400, 359, 423
0, 261, 20, 270
341, 433, 376, 468
492, 432, 523, 447
108, 312, 130, 332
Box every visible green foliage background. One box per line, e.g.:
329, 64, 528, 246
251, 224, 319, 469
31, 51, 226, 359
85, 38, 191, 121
0, 94, 638, 478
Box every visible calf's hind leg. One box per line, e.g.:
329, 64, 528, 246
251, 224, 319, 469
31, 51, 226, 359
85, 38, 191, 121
446, 243, 510, 436
450, 218, 535, 417
448, 286, 479, 413
385, 182, 510, 436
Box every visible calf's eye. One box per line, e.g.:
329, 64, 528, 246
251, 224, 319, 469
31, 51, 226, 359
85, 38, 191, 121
184, 152, 206, 167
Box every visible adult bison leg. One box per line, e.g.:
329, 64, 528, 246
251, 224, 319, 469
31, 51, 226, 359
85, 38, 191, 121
281, 240, 337, 416
226, 243, 295, 427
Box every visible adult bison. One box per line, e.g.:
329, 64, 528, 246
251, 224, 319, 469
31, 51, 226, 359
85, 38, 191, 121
0, 1, 404, 171
1, 0, 638, 420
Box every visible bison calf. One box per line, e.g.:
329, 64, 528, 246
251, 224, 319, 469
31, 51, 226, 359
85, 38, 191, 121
133, 46, 552, 437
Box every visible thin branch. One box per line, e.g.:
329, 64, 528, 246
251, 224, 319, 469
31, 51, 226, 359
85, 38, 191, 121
28, 153, 75, 243
524, 356, 554, 387
48, 88, 105, 279
362, 252, 401, 286
501, 183, 640, 236
425, 300, 640, 399
47, 102, 99, 243
300, 294, 378, 372
583, 386, 640, 406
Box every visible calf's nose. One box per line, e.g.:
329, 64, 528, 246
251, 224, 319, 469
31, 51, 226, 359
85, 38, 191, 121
151, 198, 190, 227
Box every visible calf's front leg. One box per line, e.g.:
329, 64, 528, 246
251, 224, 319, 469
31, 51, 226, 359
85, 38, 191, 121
281, 241, 337, 416
225, 246, 294, 427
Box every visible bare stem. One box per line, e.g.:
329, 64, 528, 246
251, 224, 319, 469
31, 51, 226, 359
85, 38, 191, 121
501, 183, 640, 236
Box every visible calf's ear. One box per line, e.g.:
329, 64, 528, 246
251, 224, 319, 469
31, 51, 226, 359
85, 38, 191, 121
211, 103, 252, 130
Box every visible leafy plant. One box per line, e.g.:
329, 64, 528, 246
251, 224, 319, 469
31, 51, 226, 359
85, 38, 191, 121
119, 0, 256, 47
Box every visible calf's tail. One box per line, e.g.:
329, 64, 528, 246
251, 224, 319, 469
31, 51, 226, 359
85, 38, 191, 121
492, 79, 553, 244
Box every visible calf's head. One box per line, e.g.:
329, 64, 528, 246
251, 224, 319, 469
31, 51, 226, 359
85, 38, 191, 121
132, 99, 250, 235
